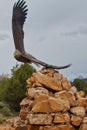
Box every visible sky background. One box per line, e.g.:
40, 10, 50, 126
0, 0, 87, 80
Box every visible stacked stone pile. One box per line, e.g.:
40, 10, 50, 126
11, 69, 87, 130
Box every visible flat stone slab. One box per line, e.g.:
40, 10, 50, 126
27, 114, 53, 125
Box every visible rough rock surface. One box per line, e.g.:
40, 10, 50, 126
2, 68, 87, 130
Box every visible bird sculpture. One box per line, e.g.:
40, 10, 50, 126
12, 0, 71, 69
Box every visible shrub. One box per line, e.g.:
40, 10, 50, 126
0, 63, 36, 111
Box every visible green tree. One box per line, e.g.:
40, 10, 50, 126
0, 63, 36, 111
0, 77, 9, 101
73, 78, 85, 91
73, 78, 87, 95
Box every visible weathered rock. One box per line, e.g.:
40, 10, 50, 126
70, 106, 86, 117
26, 76, 35, 85
53, 72, 63, 80
69, 86, 77, 94
55, 91, 76, 106
82, 117, 87, 123
0, 125, 15, 130
53, 113, 70, 124
44, 126, 58, 130
14, 118, 22, 127
78, 97, 87, 107
44, 124, 75, 130
20, 99, 33, 112
19, 109, 29, 120
27, 125, 43, 130
26, 83, 32, 89
76, 91, 85, 98
27, 114, 52, 125
40, 68, 55, 75
32, 100, 50, 113
15, 125, 28, 130
32, 94, 70, 113
32, 81, 43, 87
79, 123, 87, 130
33, 94, 49, 104
32, 94, 50, 113
33, 72, 62, 91
70, 115, 82, 126
20, 98, 30, 107
61, 77, 71, 90
49, 97, 70, 112
27, 87, 49, 99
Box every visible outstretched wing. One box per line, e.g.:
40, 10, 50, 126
12, 0, 28, 53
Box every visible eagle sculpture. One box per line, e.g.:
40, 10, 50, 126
12, 0, 71, 69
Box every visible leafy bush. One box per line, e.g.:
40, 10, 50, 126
73, 78, 87, 95
0, 116, 3, 124
2, 107, 11, 117
0, 63, 36, 111
0, 102, 6, 109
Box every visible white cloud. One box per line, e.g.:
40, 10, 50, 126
61, 24, 87, 36
0, 31, 10, 41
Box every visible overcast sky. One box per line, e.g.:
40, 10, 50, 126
0, 0, 87, 80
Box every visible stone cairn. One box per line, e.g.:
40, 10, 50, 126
10, 69, 87, 130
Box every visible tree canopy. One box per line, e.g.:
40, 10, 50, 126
0, 63, 36, 111
72, 78, 87, 95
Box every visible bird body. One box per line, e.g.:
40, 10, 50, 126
12, 0, 71, 69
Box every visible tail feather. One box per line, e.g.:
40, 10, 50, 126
29, 55, 72, 69
34, 59, 71, 69
24, 52, 72, 69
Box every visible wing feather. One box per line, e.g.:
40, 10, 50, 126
12, 0, 28, 53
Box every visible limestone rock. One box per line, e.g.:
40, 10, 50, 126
55, 91, 76, 106
40, 68, 56, 75
70, 106, 86, 117
32, 95, 70, 113
78, 97, 87, 107
44, 124, 75, 130
33, 94, 49, 105
76, 91, 85, 98
0, 125, 15, 130
53, 71, 63, 80
79, 123, 87, 130
69, 86, 77, 94
26, 76, 35, 85
15, 125, 28, 130
20, 98, 33, 111
27, 125, 43, 130
27, 87, 49, 99
82, 117, 87, 123
32, 99, 50, 113
53, 113, 70, 124
32, 81, 43, 88
61, 77, 71, 90
20, 98, 30, 107
19, 109, 29, 120
49, 97, 70, 112
33, 72, 62, 91
10, 117, 24, 128
27, 114, 52, 125
70, 115, 82, 126
32, 94, 50, 113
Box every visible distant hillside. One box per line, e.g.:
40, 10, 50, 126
82, 78, 87, 82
